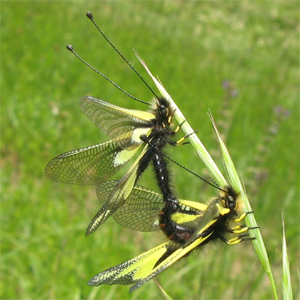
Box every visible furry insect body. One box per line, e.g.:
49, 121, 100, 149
87, 184, 257, 291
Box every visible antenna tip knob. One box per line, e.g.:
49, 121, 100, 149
86, 11, 93, 20
66, 45, 73, 51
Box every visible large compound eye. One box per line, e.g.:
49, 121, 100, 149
227, 195, 236, 210
159, 104, 167, 117
139, 134, 148, 142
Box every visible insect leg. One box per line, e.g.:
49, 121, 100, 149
219, 233, 255, 245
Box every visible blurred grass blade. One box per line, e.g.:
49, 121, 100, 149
209, 112, 279, 300
136, 52, 227, 187
155, 280, 174, 300
282, 212, 293, 300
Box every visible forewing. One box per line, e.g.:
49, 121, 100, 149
87, 242, 172, 287
80, 96, 154, 150
44, 140, 140, 185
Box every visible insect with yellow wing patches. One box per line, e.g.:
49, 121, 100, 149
45, 12, 187, 235
88, 184, 257, 292
44, 94, 184, 234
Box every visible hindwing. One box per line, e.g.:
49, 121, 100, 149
85, 144, 150, 234
94, 182, 208, 233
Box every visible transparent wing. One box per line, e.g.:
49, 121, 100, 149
85, 145, 149, 234
94, 183, 208, 232
96, 181, 164, 232
44, 140, 141, 185
80, 96, 154, 150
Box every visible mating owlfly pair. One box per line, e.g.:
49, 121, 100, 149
45, 11, 257, 292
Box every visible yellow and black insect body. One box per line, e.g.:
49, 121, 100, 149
159, 186, 253, 246
44, 94, 184, 235
44, 96, 170, 184
88, 185, 257, 292
87, 185, 210, 292
182, 186, 255, 246
84, 95, 185, 235
159, 198, 203, 244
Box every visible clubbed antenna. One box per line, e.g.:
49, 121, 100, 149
86, 11, 160, 100
66, 45, 149, 105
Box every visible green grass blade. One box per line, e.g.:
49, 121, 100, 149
282, 213, 293, 300
209, 112, 279, 300
139, 54, 280, 300
155, 280, 174, 300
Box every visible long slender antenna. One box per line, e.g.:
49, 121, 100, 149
86, 11, 160, 100
162, 151, 225, 192
66, 45, 149, 105
140, 135, 225, 192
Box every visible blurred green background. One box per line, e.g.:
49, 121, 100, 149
1, 2, 299, 299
